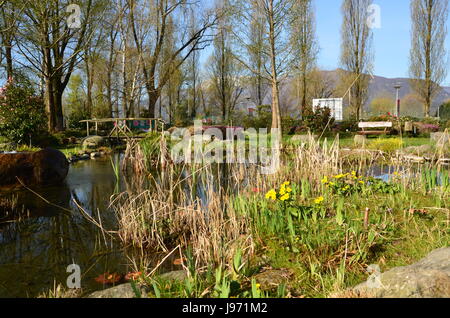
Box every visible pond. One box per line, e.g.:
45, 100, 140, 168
0, 153, 446, 298
0, 154, 137, 298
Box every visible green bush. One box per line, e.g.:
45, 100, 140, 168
438, 102, 450, 120
367, 138, 403, 153
242, 105, 272, 130
0, 79, 47, 144
282, 117, 301, 135
442, 120, 450, 130
302, 107, 335, 133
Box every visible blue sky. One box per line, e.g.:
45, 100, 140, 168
316, 0, 450, 85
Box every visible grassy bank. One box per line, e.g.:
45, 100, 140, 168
109, 135, 449, 298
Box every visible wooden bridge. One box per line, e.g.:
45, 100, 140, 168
80, 118, 166, 140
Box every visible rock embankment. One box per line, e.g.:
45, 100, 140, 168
352, 247, 450, 298
0, 148, 69, 187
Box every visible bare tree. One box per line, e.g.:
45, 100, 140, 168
340, 0, 373, 120
0, 1, 20, 79
15, 0, 106, 131
291, 0, 318, 116
409, 0, 449, 117
246, 1, 269, 107
292, 68, 334, 108
187, 10, 201, 120
129, 0, 218, 119
232, 0, 297, 132
208, 0, 243, 122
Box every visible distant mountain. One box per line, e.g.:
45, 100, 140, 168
322, 69, 450, 115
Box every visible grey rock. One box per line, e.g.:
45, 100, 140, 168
354, 135, 367, 147
90, 152, 101, 159
353, 248, 450, 298
82, 136, 106, 150
79, 154, 90, 160
159, 270, 189, 282
87, 283, 148, 298
253, 269, 294, 292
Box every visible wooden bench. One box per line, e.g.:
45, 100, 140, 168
358, 122, 393, 136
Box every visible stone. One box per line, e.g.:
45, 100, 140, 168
159, 270, 189, 282
79, 154, 90, 160
0, 148, 69, 187
87, 283, 148, 298
431, 132, 449, 146
354, 135, 367, 147
82, 136, 106, 150
253, 269, 294, 292
352, 248, 450, 298
86, 271, 188, 298
90, 152, 101, 159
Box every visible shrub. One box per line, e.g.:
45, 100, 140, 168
414, 122, 440, 134
421, 117, 440, 125
0, 79, 47, 144
282, 117, 301, 135
367, 138, 403, 153
302, 107, 335, 133
242, 105, 272, 130
442, 120, 450, 130
438, 102, 450, 120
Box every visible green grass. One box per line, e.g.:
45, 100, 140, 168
128, 169, 448, 298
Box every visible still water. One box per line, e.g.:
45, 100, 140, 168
0, 154, 446, 298
0, 154, 131, 298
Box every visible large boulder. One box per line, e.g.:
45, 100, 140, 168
0, 148, 69, 187
353, 248, 450, 298
354, 135, 367, 147
82, 136, 106, 150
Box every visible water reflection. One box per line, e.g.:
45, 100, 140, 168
0, 154, 128, 298
0, 154, 447, 298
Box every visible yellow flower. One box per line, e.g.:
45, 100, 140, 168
280, 193, 290, 201
282, 181, 291, 187
265, 189, 277, 201
329, 182, 335, 186
286, 187, 293, 193
334, 174, 344, 179
359, 181, 365, 184
256, 283, 261, 289
351, 171, 357, 176
314, 196, 324, 204
321, 176, 329, 184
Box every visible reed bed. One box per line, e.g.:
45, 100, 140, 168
110, 133, 449, 297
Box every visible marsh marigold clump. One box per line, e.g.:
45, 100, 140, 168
265, 181, 293, 202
